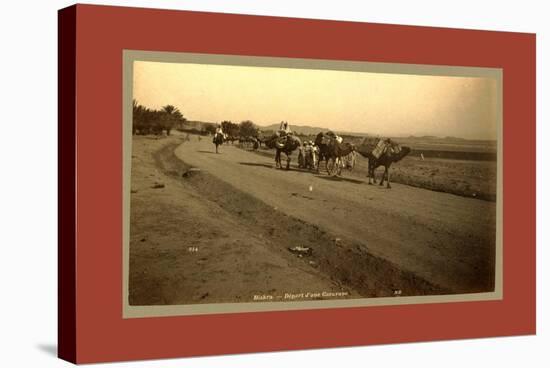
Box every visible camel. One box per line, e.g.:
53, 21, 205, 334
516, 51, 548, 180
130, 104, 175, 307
357, 138, 411, 188
226, 135, 237, 144
265, 134, 302, 170
256, 136, 268, 148
314, 132, 355, 176
212, 133, 224, 153
238, 136, 259, 150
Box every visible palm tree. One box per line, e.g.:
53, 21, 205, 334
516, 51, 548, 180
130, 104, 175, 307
172, 110, 186, 130
132, 99, 147, 135
161, 105, 181, 136
162, 104, 178, 115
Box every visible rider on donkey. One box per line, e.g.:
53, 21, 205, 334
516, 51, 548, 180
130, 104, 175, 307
214, 124, 226, 140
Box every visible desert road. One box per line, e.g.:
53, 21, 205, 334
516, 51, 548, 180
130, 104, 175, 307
172, 137, 497, 294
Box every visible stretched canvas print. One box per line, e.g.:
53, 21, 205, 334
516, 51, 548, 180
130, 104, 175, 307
123, 51, 502, 318
58, 4, 535, 364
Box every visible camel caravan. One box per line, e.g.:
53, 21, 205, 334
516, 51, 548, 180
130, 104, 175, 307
212, 120, 411, 188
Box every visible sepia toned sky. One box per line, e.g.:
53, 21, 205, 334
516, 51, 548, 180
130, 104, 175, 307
133, 61, 498, 140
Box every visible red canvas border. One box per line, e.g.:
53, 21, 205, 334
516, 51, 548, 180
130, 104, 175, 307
58, 4, 536, 364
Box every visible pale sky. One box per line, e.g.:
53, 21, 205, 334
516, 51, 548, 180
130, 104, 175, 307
133, 61, 498, 140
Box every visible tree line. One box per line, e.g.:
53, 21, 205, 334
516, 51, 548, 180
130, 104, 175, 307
132, 100, 261, 138
190, 120, 260, 138
220, 120, 259, 138
132, 100, 185, 136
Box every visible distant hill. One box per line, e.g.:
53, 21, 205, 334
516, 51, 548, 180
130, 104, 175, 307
259, 123, 372, 137
260, 123, 326, 135
184, 121, 495, 143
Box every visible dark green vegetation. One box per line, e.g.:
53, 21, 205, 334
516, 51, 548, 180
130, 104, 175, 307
132, 101, 186, 136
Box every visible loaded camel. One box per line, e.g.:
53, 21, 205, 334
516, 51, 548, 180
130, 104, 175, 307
265, 133, 302, 170
357, 138, 411, 188
314, 132, 356, 176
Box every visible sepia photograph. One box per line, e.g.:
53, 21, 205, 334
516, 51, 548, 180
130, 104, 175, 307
123, 51, 502, 317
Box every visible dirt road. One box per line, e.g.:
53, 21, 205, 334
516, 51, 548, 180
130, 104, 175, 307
129, 135, 496, 305
174, 137, 496, 294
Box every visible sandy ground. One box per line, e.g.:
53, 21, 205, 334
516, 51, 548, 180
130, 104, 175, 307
129, 134, 496, 305
373, 156, 497, 201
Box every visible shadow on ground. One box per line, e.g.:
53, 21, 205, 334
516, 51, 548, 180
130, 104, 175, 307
314, 175, 365, 185
238, 162, 306, 172
197, 150, 218, 154
238, 162, 274, 169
